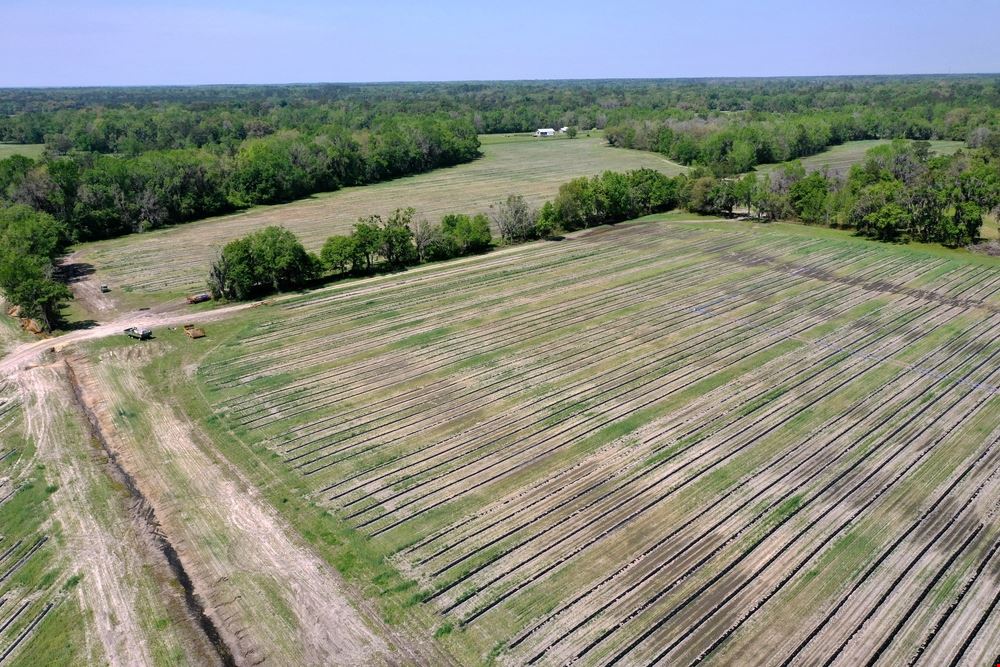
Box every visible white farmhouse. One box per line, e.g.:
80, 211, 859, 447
534, 128, 556, 137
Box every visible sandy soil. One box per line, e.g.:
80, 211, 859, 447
16, 363, 217, 666
67, 350, 404, 666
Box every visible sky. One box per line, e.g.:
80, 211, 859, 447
2, 0, 998, 87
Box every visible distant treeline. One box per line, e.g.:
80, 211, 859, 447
604, 108, 1000, 175
2, 77, 999, 142
0, 115, 479, 241
2, 77, 1000, 239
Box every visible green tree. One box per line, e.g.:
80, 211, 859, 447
550, 179, 596, 231
789, 172, 830, 223
320, 235, 360, 275
228, 139, 295, 206
734, 173, 758, 217
0, 205, 71, 331
862, 203, 909, 242
380, 208, 418, 268
441, 213, 492, 254
207, 226, 315, 300
352, 217, 383, 271
709, 179, 738, 216
686, 176, 717, 214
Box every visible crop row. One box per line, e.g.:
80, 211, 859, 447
199, 221, 1000, 664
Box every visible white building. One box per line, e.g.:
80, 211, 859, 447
559, 127, 570, 133
534, 128, 556, 137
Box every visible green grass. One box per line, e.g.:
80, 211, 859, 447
0, 143, 45, 160
8, 598, 89, 667
478, 130, 603, 146
754, 139, 965, 176
73, 134, 688, 300
0, 428, 84, 667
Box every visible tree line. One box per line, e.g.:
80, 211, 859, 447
0, 115, 479, 242
207, 208, 493, 300
3, 77, 999, 242
207, 168, 682, 300
0, 205, 71, 331
679, 140, 1000, 246
3, 77, 999, 143
604, 108, 1000, 176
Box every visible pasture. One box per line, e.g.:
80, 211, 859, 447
755, 139, 965, 176
0, 144, 44, 160
74, 135, 685, 300
121, 215, 1000, 665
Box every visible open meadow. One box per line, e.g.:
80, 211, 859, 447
65, 215, 1000, 665
73, 135, 685, 301
754, 139, 965, 176
0, 144, 44, 160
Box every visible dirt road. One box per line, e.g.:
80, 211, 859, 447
0, 301, 260, 378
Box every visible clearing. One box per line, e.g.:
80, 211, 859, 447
754, 139, 965, 176
69, 135, 686, 305
0, 144, 45, 160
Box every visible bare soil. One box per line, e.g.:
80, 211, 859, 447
65, 350, 407, 666
16, 363, 218, 666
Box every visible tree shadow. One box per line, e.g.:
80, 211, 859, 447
57, 318, 99, 332
57, 261, 96, 284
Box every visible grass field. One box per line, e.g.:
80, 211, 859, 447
0, 144, 45, 160
981, 213, 999, 241
84, 215, 1000, 665
755, 139, 965, 176
72, 135, 686, 300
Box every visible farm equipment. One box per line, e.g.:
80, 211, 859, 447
183, 324, 206, 339
123, 326, 152, 340
186, 293, 211, 304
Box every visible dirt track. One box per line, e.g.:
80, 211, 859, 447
0, 301, 260, 378
65, 349, 408, 666
16, 363, 218, 666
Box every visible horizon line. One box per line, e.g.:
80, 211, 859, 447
3, 72, 999, 91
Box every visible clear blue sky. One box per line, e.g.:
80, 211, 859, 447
3, 0, 998, 86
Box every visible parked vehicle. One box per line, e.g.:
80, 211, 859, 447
123, 326, 152, 340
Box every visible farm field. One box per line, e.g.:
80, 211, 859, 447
80, 215, 1000, 665
754, 139, 965, 176
73, 135, 685, 302
0, 363, 217, 666
0, 144, 44, 160
0, 381, 70, 666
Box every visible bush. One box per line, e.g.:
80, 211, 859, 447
440, 213, 492, 254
